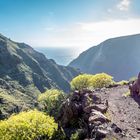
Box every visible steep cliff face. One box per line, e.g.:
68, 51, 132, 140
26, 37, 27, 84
69, 34, 140, 81
0, 33, 80, 118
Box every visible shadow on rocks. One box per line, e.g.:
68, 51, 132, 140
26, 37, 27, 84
132, 94, 140, 106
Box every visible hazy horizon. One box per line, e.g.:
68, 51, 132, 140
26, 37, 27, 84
34, 45, 87, 66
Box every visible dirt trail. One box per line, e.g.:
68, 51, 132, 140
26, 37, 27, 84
107, 85, 140, 140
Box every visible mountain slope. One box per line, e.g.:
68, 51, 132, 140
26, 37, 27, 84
0, 33, 80, 118
69, 34, 140, 81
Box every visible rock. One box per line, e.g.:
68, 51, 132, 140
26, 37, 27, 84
71, 93, 80, 102
129, 72, 140, 96
91, 121, 102, 126
58, 99, 74, 127
137, 127, 140, 131
89, 94, 101, 104
89, 110, 109, 123
137, 127, 140, 133
100, 87, 107, 92
81, 94, 92, 108
93, 104, 108, 113
83, 104, 108, 114
111, 123, 122, 133
59, 97, 83, 127
96, 129, 108, 137
83, 106, 92, 113
74, 90, 80, 95
59, 89, 123, 139
82, 88, 93, 94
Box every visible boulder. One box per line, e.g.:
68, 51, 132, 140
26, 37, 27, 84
96, 129, 108, 137
83, 104, 108, 114
111, 123, 122, 133
129, 72, 140, 96
89, 110, 110, 123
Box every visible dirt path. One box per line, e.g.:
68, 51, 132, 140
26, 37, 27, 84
107, 85, 140, 140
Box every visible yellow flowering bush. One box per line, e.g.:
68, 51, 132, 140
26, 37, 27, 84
89, 73, 113, 88
38, 89, 65, 117
70, 73, 114, 90
0, 110, 58, 140
70, 74, 92, 90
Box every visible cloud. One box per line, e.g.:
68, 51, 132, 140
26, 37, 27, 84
28, 18, 140, 49
76, 18, 140, 45
117, 0, 131, 11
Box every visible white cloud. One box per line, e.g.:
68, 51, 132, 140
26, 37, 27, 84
76, 18, 140, 46
117, 0, 131, 11
29, 18, 140, 50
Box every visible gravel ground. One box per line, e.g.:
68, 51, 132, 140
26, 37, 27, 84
106, 85, 140, 140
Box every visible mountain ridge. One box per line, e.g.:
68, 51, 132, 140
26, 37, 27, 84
0, 33, 80, 118
69, 34, 140, 81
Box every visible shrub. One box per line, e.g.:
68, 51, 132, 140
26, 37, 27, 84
70, 74, 91, 90
117, 80, 128, 85
129, 77, 137, 83
0, 110, 58, 140
70, 131, 80, 140
70, 129, 86, 140
70, 73, 114, 90
89, 73, 113, 88
38, 89, 65, 117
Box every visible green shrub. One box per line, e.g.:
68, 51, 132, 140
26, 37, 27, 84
38, 89, 65, 117
89, 73, 113, 88
70, 73, 114, 90
117, 80, 128, 85
129, 77, 137, 83
70, 131, 80, 140
70, 74, 91, 90
0, 110, 58, 140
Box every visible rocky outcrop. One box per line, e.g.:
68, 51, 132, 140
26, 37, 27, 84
129, 72, 140, 96
59, 89, 123, 139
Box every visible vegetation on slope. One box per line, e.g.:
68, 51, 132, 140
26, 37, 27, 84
0, 110, 58, 140
0, 33, 80, 118
0, 71, 137, 139
38, 89, 66, 117
70, 73, 114, 90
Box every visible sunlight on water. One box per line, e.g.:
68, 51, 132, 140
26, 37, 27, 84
34, 47, 84, 66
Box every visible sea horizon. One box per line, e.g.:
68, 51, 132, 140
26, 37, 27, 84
34, 47, 85, 66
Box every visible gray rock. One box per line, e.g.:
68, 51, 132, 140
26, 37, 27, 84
83, 104, 108, 114
89, 111, 109, 123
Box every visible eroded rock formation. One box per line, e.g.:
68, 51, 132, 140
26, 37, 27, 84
58, 89, 123, 139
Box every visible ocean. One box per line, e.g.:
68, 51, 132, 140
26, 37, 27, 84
34, 47, 83, 66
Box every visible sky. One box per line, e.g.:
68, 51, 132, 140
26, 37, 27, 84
0, 0, 140, 49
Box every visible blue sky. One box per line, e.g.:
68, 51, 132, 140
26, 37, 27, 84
0, 0, 140, 49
